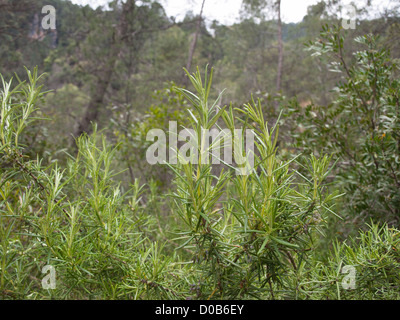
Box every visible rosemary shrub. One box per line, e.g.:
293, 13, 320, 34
0, 67, 399, 300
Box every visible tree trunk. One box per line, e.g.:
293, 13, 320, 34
276, 0, 283, 94
182, 0, 206, 86
74, 0, 134, 138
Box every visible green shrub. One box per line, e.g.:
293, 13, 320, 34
166, 67, 339, 299
304, 223, 400, 300
1, 66, 399, 300
0, 69, 184, 299
284, 25, 400, 227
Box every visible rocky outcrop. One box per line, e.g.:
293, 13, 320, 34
28, 12, 58, 48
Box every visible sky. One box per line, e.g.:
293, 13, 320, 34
68, 0, 322, 24
68, 0, 398, 25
